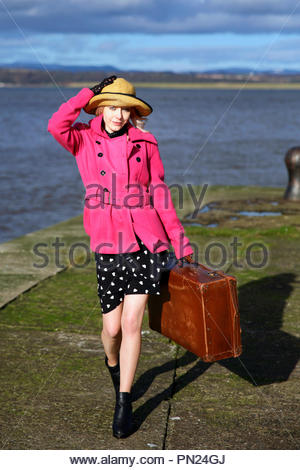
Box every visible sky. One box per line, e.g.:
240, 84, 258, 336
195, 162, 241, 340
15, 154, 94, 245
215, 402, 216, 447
1, 0, 300, 72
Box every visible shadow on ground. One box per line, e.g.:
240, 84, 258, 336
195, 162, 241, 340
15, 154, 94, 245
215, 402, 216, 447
132, 272, 300, 432
222, 272, 300, 385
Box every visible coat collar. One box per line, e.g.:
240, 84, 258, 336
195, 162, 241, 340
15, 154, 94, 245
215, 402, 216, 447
89, 114, 157, 145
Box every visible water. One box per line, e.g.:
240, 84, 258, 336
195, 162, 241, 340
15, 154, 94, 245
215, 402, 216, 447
1, 86, 298, 243
238, 211, 282, 217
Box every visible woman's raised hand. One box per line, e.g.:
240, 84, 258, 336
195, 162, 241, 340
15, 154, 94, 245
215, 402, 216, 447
90, 75, 117, 95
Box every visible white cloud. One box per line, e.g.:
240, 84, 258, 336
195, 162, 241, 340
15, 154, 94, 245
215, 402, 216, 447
1, 1, 300, 71
1, 0, 300, 34
1, 31, 299, 72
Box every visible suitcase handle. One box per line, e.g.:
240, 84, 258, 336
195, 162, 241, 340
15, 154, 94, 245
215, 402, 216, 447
177, 256, 225, 277
177, 254, 194, 267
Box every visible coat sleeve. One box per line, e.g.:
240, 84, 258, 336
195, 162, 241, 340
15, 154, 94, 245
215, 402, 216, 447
148, 141, 194, 259
47, 87, 94, 156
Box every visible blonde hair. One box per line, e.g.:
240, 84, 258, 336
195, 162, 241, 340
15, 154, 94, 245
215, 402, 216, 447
95, 106, 148, 132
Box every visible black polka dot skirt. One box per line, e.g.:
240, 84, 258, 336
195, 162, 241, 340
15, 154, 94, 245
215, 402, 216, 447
94, 234, 170, 314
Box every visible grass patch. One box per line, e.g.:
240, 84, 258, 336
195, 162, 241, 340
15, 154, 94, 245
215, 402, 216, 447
0, 265, 101, 333
184, 225, 299, 238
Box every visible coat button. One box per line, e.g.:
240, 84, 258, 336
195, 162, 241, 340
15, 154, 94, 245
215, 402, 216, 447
136, 144, 141, 148
98, 152, 103, 157
136, 157, 141, 162
96, 140, 101, 144
100, 170, 106, 176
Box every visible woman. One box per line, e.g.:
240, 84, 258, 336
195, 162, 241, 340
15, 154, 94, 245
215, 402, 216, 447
48, 76, 194, 439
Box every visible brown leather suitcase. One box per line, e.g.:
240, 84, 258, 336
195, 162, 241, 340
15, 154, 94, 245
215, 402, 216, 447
148, 255, 242, 362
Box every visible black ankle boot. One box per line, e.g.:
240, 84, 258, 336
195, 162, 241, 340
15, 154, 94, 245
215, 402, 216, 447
105, 355, 120, 395
112, 392, 133, 439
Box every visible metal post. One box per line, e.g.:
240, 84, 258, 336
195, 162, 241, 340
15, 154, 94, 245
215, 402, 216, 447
284, 147, 300, 201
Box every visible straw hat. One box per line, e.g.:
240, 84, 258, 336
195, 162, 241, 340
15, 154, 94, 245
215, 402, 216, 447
84, 77, 153, 116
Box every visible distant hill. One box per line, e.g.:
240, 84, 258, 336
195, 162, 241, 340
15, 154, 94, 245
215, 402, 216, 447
0, 62, 120, 72
1, 63, 300, 86
205, 67, 300, 75
1, 62, 300, 75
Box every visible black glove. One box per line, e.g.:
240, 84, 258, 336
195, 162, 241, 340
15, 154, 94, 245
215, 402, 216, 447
90, 75, 117, 95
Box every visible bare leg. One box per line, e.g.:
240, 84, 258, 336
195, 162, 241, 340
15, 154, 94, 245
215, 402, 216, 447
119, 293, 149, 393
101, 301, 123, 367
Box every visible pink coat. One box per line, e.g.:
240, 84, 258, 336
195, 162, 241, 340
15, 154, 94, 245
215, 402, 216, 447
48, 87, 194, 259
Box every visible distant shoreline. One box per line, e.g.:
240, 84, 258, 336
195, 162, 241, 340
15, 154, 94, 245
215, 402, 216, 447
104, 81, 300, 90
2, 81, 300, 90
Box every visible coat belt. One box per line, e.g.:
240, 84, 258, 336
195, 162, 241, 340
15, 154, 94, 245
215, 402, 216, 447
85, 188, 152, 208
